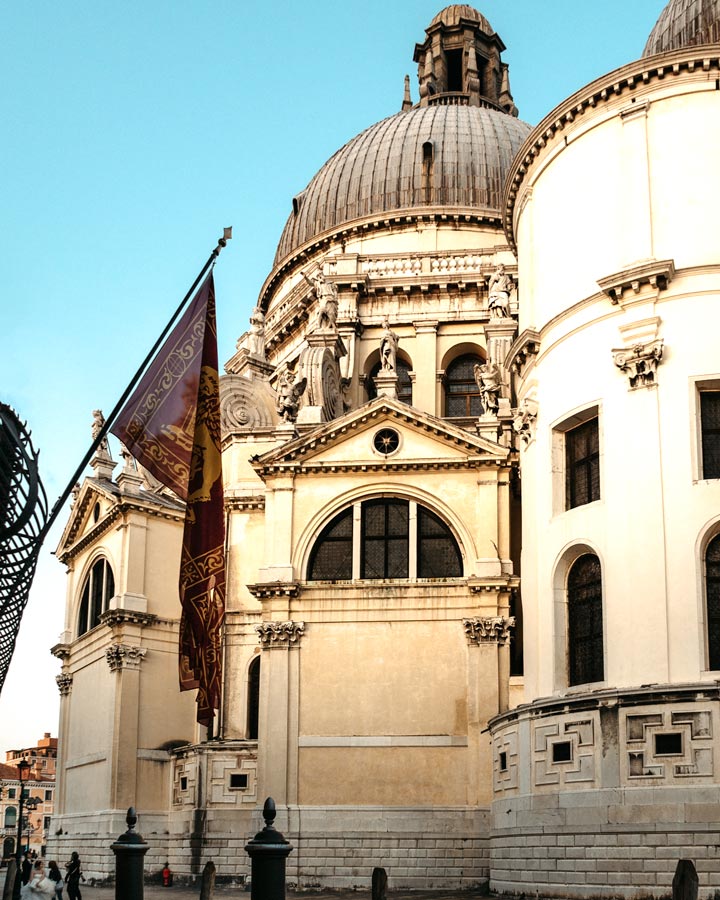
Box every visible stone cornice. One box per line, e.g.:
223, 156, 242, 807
251, 397, 509, 479
225, 495, 266, 512
260, 208, 507, 315
100, 609, 159, 629
247, 582, 301, 600
489, 681, 720, 730
506, 328, 540, 376
467, 576, 520, 593
51, 643, 71, 660
597, 259, 675, 304
503, 48, 720, 252
58, 494, 184, 563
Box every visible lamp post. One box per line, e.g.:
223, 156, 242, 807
12, 759, 30, 900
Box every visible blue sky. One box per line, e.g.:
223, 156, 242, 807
0, 0, 665, 751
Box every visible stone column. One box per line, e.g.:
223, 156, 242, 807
255, 622, 305, 807
412, 320, 438, 413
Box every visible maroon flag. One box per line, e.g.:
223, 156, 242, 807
111, 274, 225, 726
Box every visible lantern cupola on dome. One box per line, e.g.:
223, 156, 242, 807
414, 4, 518, 114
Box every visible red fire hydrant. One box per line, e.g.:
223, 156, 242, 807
162, 864, 173, 887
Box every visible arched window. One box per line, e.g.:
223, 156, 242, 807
706, 535, 720, 669
445, 355, 483, 417
77, 558, 115, 637
567, 554, 604, 686
4, 807, 16, 828
367, 359, 412, 405
246, 656, 261, 740
308, 499, 462, 581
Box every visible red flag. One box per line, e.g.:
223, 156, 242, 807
111, 274, 225, 726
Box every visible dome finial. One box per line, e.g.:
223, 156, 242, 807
401, 74, 413, 111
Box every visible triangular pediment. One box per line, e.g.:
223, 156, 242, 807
56, 476, 184, 561
252, 396, 509, 476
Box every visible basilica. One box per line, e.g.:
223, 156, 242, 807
48, 1, 720, 895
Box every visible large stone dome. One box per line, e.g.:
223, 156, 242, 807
274, 103, 531, 265
643, 0, 720, 56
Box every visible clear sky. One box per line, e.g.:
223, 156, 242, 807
0, 0, 666, 752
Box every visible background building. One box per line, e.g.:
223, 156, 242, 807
48, 0, 720, 895
1, 734, 57, 861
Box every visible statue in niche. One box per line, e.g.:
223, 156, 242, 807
474, 361, 502, 415
275, 371, 307, 423
91, 409, 110, 454
379, 318, 399, 372
303, 270, 338, 331
246, 307, 266, 359
488, 264, 513, 318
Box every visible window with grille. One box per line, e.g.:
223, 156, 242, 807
308, 499, 462, 581
567, 554, 604, 686
445, 355, 483, 417
367, 359, 412, 405
700, 392, 720, 479
77, 558, 115, 636
706, 535, 720, 670
566, 418, 600, 509
247, 656, 260, 740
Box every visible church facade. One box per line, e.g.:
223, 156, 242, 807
48, 1, 720, 895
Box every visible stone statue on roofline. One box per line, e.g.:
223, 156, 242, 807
275, 371, 307, 423
246, 306, 266, 359
474, 360, 502, 416
379, 318, 399, 372
91, 409, 111, 455
303, 269, 338, 332
488, 264, 513, 318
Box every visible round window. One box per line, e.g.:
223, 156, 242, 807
373, 428, 400, 456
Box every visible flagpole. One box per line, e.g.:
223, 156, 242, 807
39, 228, 233, 543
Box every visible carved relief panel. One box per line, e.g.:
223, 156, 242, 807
621, 707, 715, 783
532, 715, 597, 788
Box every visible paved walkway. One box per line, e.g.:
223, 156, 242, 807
80, 886, 488, 899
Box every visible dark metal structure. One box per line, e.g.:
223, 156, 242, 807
0, 403, 48, 694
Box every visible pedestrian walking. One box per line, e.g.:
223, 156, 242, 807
64, 853, 84, 900
47, 861, 63, 899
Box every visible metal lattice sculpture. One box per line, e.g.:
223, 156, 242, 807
0, 403, 48, 693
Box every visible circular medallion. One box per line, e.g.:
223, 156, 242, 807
373, 428, 400, 456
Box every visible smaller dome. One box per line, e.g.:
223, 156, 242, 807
429, 5, 493, 32
643, 0, 720, 56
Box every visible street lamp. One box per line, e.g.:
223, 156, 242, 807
12, 760, 30, 900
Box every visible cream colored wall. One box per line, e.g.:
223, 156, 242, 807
513, 64, 720, 701
516, 68, 720, 336
299, 621, 467, 736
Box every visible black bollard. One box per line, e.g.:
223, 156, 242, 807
244, 798, 294, 900
111, 807, 149, 900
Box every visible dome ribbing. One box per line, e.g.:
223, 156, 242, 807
274, 104, 530, 265
643, 0, 720, 56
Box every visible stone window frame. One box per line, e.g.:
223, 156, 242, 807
690, 377, 720, 482
552, 542, 607, 693
444, 353, 485, 418
551, 404, 602, 517
77, 555, 115, 638
246, 654, 261, 741
698, 521, 720, 673
306, 495, 464, 582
